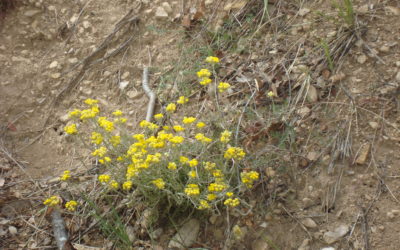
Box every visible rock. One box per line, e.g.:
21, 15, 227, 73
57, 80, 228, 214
168, 219, 200, 249
205, 0, 213, 5
302, 218, 317, 228
298, 238, 310, 250
306, 84, 318, 103
396, 61, 400, 67
355, 144, 371, 165
302, 197, 313, 208
50, 73, 61, 79
391, 209, 400, 216
330, 72, 346, 83
126, 225, 136, 242
103, 71, 112, 77
297, 106, 311, 118
121, 71, 130, 80
368, 121, 379, 129
321, 248, 335, 250
395, 71, 400, 82
8, 226, 17, 235
387, 211, 395, 219
379, 45, 390, 53
357, 5, 369, 14
323, 225, 349, 244
150, 228, 163, 240
155, 7, 169, 19
119, 81, 129, 90
357, 54, 367, 64
24, 9, 41, 17
82, 21, 91, 29
209, 214, 218, 224
385, 6, 400, 15
298, 8, 310, 16
59, 114, 69, 122
252, 237, 269, 250
68, 58, 78, 64
49, 61, 58, 69
126, 90, 143, 99
162, 2, 173, 13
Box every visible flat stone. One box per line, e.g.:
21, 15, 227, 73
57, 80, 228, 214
385, 6, 400, 15
24, 9, 41, 17
49, 61, 58, 69
323, 225, 349, 244
121, 71, 130, 80
155, 7, 169, 18
50, 73, 61, 79
252, 238, 269, 250
298, 8, 310, 16
119, 81, 129, 90
302, 218, 317, 228
68, 58, 78, 64
395, 71, 400, 81
297, 106, 311, 118
162, 2, 173, 13
368, 121, 379, 129
357, 54, 367, 64
379, 45, 390, 53
168, 219, 200, 249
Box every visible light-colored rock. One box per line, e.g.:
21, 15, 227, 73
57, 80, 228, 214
103, 71, 112, 77
355, 144, 371, 165
395, 71, 400, 82
306, 84, 318, 103
82, 21, 91, 29
387, 211, 395, 219
323, 225, 349, 244
121, 71, 130, 80
368, 121, 379, 129
162, 2, 173, 13
298, 238, 310, 250
155, 7, 169, 18
119, 81, 129, 90
168, 219, 200, 249
357, 54, 367, 64
24, 9, 41, 17
321, 248, 335, 250
298, 8, 310, 16
302, 197, 313, 207
307, 152, 318, 161
302, 218, 317, 228
50, 73, 61, 79
385, 6, 400, 15
49, 61, 58, 69
297, 106, 311, 118
357, 5, 369, 14
379, 45, 390, 53
59, 114, 69, 122
252, 237, 269, 250
8, 226, 17, 235
396, 61, 400, 67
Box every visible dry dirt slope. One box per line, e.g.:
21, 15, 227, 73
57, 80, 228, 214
1, 0, 400, 249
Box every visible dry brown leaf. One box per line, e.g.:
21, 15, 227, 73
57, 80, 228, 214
193, 0, 205, 21
182, 14, 191, 28
307, 84, 318, 103
355, 144, 371, 165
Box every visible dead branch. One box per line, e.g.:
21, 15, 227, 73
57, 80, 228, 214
142, 67, 156, 122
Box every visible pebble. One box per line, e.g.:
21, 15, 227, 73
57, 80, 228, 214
155, 7, 169, 18
396, 61, 400, 67
387, 211, 395, 219
119, 81, 129, 90
385, 6, 400, 15
298, 238, 310, 250
8, 226, 17, 235
379, 45, 390, 53
323, 225, 349, 244
302, 218, 317, 228
49, 61, 58, 69
82, 21, 91, 29
368, 121, 379, 129
321, 248, 335, 250
50, 73, 61, 79
298, 8, 310, 16
168, 219, 200, 249
395, 72, 400, 82
252, 237, 269, 250
307, 152, 318, 161
24, 9, 41, 17
302, 197, 313, 208
357, 54, 367, 64
297, 106, 311, 118
121, 71, 130, 80
103, 71, 112, 77
162, 2, 173, 13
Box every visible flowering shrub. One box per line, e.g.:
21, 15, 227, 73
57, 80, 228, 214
44, 57, 260, 216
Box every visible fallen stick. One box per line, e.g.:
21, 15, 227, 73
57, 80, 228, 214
142, 67, 156, 122
50, 209, 74, 250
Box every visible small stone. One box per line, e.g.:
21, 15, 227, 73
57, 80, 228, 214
119, 81, 129, 90
155, 7, 169, 18
297, 106, 311, 118
50, 73, 61, 79
298, 8, 310, 16
205, 0, 213, 5
387, 212, 395, 219
379, 45, 390, 53
168, 219, 200, 249
121, 71, 130, 80
126, 90, 142, 99
59, 114, 69, 122
162, 2, 173, 13
252, 237, 269, 250
391, 209, 400, 216
67, 58, 77, 64
395, 72, 400, 82
209, 214, 218, 224
302, 197, 313, 208
306, 84, 318, 103
8, 226, 17, 235
355, 144, 371, 165
357, 54, 367, 64
385, 6, 400, 15
307, 152, 318, 161
24, 9, 41, 17
323, 225, 349, 244
298, 238, 310, 250
49, 61, 58, 69
368, 121, 379, 129
126, 226, 136, 242
103, 71, 112, 77
259, 222, 268, 228
150, 228, 163, 240
302, 218, 317, 228
82, 21, 91, 29
395, 61, 400, 67
357, 5, 369, 14
321, 248, 335, 250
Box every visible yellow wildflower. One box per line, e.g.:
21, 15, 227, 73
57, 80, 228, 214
43, 196, 60, 206
99, 157, 111, 164
267, 91, 275, 97
196, 122, 206, 128
177, 96, 189, 104
173, 125, 185, 132
203, 161, 216, 170
154, 113, 164, 120
220, 130, 232, 143
226, 192, 233, 197
196, 68, 211, 78
224, 147, 246, 160
65, 200, 78, 212
92, 147, 107, 157
218, 82, 231, 93
182, 116, 196, 124
84, 98, 98, 106
198, 200, 211, 210
166, 103, 176, 113
208, 182, 227, 192
117, 156, 124, 162
68, 109, 81, 118
64, 124, 78, 135
122, 181, 133, 191
168, 162, 177, 170
98, 117, 114, 132
188, 159, 198, 167
212, 169, 223, 177
110, 135, 121, 146
115, 117, 127, 124
98, 174, 111, 183
224, 198, 240, 207
184, 184, 200, 196
180, 156, 189, 164
205, 56, 220, 64
60, 170, 71, 181
199, 77, 212, 86
91, 132, 103, 145
207, 193, 217, 201
188, 170, 197, 178
241, 171, 260, 188
112, 110, 123, 116
152, 178, 165, 189
169, 136, 184, 144
163, 126, 171, 131
109, 180, 119, 190
195, 133, 212, 143
148, 122, 159, 130
80, 106, 99, 120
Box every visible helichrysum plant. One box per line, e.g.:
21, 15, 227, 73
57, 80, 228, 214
43, 57, 259, 217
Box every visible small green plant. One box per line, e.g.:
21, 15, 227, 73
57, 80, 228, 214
333, 0, 355, 27
321, 39, 334, 71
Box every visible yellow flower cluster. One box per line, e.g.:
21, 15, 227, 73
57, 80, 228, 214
60, 170, 71, 181
224, 198, 240, 207
122, 181, 132, 190
177, 96, 189, 104
109, 180, 119, 189
152, 178, 165, 189
173, 125, 185, 132
182, 117, 196, 124
218, 82, 231, 93
196, 122, 206, 128
84, 98, 98, 106
197, 68, 212, 86
154, 113, 164, 120
198, 200, 211, 209
208, 182, 227, 192
168, 162, 177, 170
205, 56, 220, 64
65, 200, 78, 211
224, 147, 246, 160
220, 130, 231, 143
43, 196, 60, 206
98, 117, 114, 132
195, 133, 212, 143
240, 171, 259, 188
166, 103, 176, 113
98, 174, 110, 183
92, 147, 107, 157
184, 184, 200, 196
112, 110, 123, 116
110, 135, 121, 146
64, 124, 78, 135
188, 170, 197, 178
91, 132, 103, 145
